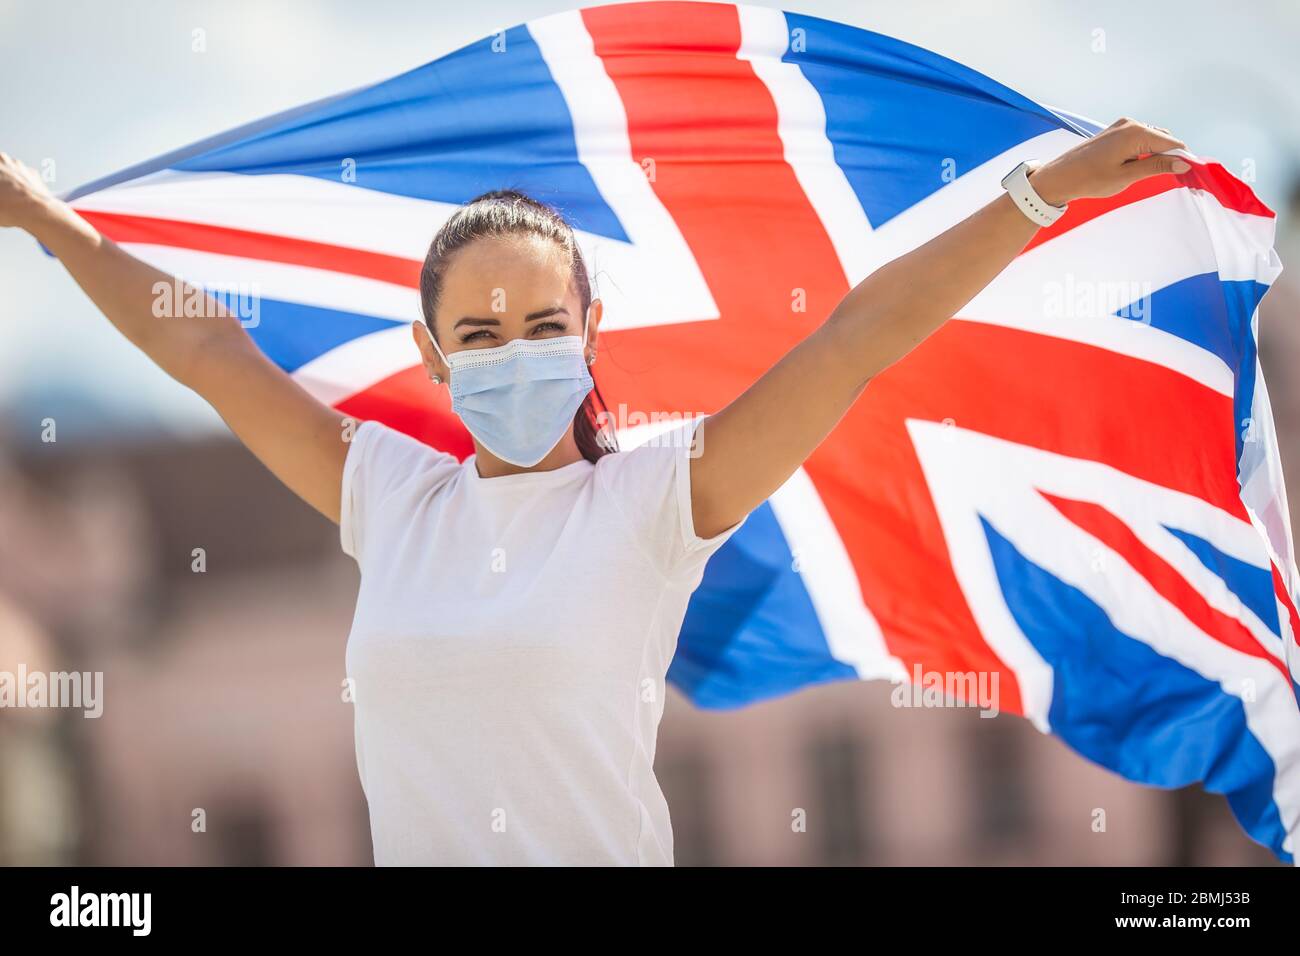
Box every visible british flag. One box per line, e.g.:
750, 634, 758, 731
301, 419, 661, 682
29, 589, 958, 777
61, 1, 1299, 859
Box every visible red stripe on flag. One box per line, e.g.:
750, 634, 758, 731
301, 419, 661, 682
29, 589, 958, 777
581, 1, 850, 409
75, 210, 423, 288
1044, 492, 1290, 681
582, 0, 1026, 705
1270, 563, 1300, 683
799, 319, 1243, 717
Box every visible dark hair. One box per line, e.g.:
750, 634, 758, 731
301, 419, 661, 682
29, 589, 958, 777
419, 189, 616, 463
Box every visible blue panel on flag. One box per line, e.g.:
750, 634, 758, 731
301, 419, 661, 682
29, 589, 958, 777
1164, 525, 1281, 637
782, 12, 1068, 227
981, 516, 1291, 861
66, 30, 628, 243
670, 501, 857, 709
204, 292, 402, 373
1116, 274, 1267, 463
172, 27, 627, 241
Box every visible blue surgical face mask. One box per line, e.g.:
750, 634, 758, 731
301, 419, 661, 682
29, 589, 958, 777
426, 308, 594, 468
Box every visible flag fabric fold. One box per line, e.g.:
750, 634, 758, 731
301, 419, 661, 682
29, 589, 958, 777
63, 1, 1298, 859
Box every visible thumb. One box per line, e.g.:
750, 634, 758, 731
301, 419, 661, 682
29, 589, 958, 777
1120, 153, 1191, 186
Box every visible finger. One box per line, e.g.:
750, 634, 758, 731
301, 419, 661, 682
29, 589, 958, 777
1137, 125, 1187, 153
1144, 128, 1185, 152
1119, 152, 1191, 185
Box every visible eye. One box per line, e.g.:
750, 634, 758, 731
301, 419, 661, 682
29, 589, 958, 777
459, 329, 497, 344
529, 321, 568, 336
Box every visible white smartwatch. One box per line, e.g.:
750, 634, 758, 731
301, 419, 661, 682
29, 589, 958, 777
1001, 161, 1067, 227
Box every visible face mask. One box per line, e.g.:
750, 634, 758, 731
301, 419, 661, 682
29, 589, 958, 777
426, 308, 594, 468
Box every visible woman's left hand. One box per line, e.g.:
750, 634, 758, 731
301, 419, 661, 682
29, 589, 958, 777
1029, 117, 1190, 207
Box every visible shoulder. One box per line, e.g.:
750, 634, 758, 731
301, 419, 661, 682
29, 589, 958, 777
595, 418, 744, 581
594, 417, 703, 499
347, 418, 458, 475
340, 420, 462, 560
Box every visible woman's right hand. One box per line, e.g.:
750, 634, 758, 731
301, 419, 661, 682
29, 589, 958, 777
0, 152, 57, 230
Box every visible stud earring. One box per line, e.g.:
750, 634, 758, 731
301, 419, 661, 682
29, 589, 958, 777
431, 374, 443, 385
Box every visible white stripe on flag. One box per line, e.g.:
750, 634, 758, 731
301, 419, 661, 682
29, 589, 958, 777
768, 468, 906, 682
71, 169, 458, 260
616, 417, 901, 681
528, 9, 720, 332
115, 243, 419, 324
736, 5, 877, 286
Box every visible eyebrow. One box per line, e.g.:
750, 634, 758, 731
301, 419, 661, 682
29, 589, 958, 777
453, 306, 570, 330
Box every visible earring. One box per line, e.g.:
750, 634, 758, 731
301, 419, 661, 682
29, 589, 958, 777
586, 353, 596, 366
431, 374, 443, 384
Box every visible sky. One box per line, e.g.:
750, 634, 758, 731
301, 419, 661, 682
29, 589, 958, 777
2, 0, 1297, 437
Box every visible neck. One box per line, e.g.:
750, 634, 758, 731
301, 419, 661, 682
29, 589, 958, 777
472, 433, 586, 478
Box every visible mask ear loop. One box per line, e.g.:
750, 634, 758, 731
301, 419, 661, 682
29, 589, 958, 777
582, 304, 596, 368
421, 321, 450, 365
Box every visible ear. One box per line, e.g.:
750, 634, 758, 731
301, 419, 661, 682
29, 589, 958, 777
411, 320, 448, 382
585, 298, 604, 364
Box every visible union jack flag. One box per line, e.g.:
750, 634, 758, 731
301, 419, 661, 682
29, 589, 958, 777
62, 1, 1299, 859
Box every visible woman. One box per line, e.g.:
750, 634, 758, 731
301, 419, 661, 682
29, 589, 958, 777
0, 119, 1189, 865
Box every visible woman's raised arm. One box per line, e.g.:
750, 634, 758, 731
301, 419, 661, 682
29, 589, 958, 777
0, 153, 350, 522
688, 119, 1191, 539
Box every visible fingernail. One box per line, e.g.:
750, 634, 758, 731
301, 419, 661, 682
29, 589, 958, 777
1172, 160, 1191, 174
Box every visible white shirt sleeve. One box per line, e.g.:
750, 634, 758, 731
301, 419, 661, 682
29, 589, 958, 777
595, 418, 747, 584
339, 420, 461, 564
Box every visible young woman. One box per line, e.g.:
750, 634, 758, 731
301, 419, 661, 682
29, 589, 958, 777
0, 119, 1189, 865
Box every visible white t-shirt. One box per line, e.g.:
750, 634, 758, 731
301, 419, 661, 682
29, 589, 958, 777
340, 418, 743, 866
